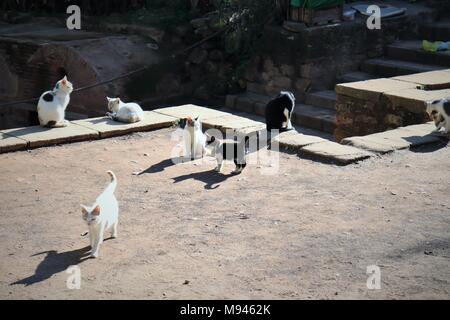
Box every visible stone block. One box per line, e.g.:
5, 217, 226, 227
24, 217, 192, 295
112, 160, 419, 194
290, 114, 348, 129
73, 112, 176, 139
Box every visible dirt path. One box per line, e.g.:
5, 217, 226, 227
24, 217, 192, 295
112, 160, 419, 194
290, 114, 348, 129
0, 128, 449, 299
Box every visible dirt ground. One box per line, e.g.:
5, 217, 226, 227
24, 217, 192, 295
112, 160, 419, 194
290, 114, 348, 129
0, 128, 449, 299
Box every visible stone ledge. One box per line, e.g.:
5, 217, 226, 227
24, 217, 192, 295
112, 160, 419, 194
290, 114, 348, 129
392, 70, 450, 90
273, 130, 326, 149
335, 78, 418, 102
342, 122, 442, 153
383, 88, 450, 114
1, 123, 99, 149
153, 104, 229, 121
72, 111, 177, 138
300, 141, 373, 165
0, 133, 28, 153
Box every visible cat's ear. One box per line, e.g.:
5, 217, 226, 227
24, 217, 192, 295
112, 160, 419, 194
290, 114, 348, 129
92, 205, 101, 216
116, 98, 120, 103
61, 76, 67, 85
81, 205, 89, 216
107, 97, 113, 102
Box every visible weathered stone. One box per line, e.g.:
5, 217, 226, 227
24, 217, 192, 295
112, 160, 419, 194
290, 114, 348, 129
0, 132, 27, 153
73, 112, 176, 139
336, 78, 418, 102
189, 48, 208, 65
154, 105, 229, 121
384, 88, 450, 114
384, 114, 403, 127
274, 130, 325, 149
209, 50, 223, 62
1, 123, 99, 148
272, 76, 292, 89
280, 64, 295, 77
225, 95, 237, 109
392, 70, 450, 90
342, 136, 397, 154
300, 141, 373, 164
342, 122, 441, 153
299, 63, 312, 78
263, 58, 276, 75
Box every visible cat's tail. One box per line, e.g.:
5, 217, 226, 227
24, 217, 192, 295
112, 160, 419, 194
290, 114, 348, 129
106, 171, 117, 193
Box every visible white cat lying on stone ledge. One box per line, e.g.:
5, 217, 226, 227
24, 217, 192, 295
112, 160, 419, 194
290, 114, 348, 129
106, 97, 144, 123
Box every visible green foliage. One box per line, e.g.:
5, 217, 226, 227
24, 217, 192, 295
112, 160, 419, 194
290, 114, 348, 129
214, 0, 276, 90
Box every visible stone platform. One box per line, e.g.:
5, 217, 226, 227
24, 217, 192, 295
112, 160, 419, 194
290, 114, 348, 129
0, 105, 446, 165
335, 69, 450, 141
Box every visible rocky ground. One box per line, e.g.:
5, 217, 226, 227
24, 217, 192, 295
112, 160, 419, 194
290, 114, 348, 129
0, 128, 449, 299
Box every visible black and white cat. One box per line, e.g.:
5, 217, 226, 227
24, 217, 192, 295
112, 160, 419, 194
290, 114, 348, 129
206, 135, 249, 174
426, 98, 450, 134
37, 76, 73, 128
265, 91, 296, 131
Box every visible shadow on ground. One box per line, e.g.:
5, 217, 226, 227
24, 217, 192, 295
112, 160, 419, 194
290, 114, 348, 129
10, 238, 113, 286
172, 169, 238, 190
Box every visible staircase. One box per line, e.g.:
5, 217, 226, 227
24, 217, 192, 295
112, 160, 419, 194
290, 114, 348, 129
225, 20, 450, 137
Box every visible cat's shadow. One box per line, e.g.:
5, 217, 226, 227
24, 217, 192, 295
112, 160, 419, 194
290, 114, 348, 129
85, 118, 125, 126
10, 238, 113, 287
172, 169, 238, 190
138, 158, 178, 175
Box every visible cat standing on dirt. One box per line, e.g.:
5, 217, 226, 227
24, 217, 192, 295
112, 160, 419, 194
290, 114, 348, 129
206, 135, 249, 174
106, 97, 144, 123
179, 116, 207, 160
37, 76, 73, 128
426, 98, 450, 134
81, 171, 119, 258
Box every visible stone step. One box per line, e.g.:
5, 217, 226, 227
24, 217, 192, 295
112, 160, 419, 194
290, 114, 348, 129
305, 90, 337, 110
420, 20, 450, 42
386, 40, 450, 67
292, 104, 336, 134
361, 58, 446, 77
337, 71, 376, 84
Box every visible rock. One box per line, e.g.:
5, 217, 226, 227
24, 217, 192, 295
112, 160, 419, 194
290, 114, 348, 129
280, 64, 295, 77
209, 50, 223, 62
174, 25, 191, 38
205, 61, 218, 73
189, 48, 208, 65
273, 76, 292, 89
384, 114, 403, 127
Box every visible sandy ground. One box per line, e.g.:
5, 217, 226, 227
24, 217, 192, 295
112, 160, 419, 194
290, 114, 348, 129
0, 128, 449, 300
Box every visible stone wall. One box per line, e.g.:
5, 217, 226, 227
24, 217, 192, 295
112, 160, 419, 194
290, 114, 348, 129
334, 72, 450, 141
242, 9, 434, 102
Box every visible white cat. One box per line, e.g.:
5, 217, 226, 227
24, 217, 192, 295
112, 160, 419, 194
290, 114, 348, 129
426, 98, 450, 134
81, 171, 119, 258
37, 76, 73, 128
180, 116, 206, 160
106, 97, 144, 123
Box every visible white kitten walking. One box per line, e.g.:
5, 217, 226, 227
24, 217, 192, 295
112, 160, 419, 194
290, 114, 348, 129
81, 171, 119, 258
37, 76, 73, 128
106, 97, 144, 123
